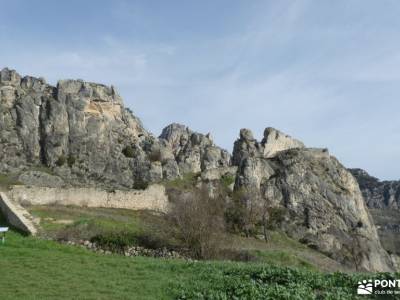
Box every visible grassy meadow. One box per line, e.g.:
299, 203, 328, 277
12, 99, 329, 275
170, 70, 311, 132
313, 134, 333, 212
0, 207, 397, 299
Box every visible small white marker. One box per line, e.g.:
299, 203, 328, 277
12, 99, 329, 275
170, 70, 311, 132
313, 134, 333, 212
0, 227, 9, 244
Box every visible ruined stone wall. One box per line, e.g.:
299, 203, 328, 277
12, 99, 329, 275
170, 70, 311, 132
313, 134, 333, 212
8, 184, 168, 212
0, 192, 38, 235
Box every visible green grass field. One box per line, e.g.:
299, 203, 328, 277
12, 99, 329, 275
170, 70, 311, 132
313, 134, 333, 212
26, 206, 345, 272
0, 231, 187, 299
0, 206, 398, 299
0, 230, 387, 300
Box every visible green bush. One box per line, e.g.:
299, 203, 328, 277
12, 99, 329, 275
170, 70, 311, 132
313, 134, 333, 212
55, 155, 66, 167
267, 207, 287, 229
220, 174, 235, 188
67, 155, 76, 167
91, 232, 137, 252
0, 174, 23, 188
164, 172, 199, 191
148, 148, 162, 162
133, 178, 149, 190
122, 146, 135, 158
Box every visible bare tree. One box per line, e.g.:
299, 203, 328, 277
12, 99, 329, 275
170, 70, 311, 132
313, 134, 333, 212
228, 188, 268, 239
166, 185, 227, 259
261, 200, 270, 243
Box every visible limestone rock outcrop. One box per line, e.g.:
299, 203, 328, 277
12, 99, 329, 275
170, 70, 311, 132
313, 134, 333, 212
349, 168, 400, 264
262, 127, 305, 158
349, 168, 400, 210
159, 123, 231, 176
0, 68, 168, 188
232, 127, 304, 166
232, 129, 393, 272
0, 67, 394, 272
0, 68, 233, 189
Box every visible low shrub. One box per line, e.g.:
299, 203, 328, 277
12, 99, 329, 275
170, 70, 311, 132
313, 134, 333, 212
67, 155, 76, 167
91, 232, 137, 252
148, 148, 162, 162
133, 178, 149, 190
0, 173, 23, 188
220, 174, 235, 188
122, 146, 135, 158
164, 172, 200, 191
55, 155, 66, 167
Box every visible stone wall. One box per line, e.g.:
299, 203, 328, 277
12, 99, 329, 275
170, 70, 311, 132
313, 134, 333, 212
8, 184, 168, 212
0, 192, 38, 235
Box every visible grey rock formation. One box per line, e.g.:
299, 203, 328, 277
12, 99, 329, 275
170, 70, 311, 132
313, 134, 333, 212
232, 130, 393, 272
159, 123, 231, 176
1, 67, 394, 272
18, 171, 65, 188
232, 127, 304, 166
0, 68, 231, 188
349, 168, 400, 210
349, 168, 400, 263
262, 127, 305, 158
0, 68, 166, 189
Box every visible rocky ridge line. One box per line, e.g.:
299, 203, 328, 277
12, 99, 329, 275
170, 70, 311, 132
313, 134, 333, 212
0, 67, 395, 272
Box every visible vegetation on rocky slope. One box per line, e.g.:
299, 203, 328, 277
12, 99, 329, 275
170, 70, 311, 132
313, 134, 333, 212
0, 229, 398, 300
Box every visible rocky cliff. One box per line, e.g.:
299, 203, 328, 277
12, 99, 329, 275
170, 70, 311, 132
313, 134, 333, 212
349, 169, 400, 266
159, 123, 231, 177
0, 67, 394, 271
349, 168, 400, 210
0, 68, 229, 189
231, 129, 393, 271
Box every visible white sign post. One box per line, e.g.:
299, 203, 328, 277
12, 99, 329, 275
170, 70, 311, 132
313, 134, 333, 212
0, 227, 9, 244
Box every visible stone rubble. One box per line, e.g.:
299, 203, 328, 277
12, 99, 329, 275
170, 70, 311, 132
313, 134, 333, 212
63, 240, 189, 260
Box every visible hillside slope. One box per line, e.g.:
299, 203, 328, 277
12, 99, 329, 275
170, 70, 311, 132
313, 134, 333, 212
0, 67, 394, 271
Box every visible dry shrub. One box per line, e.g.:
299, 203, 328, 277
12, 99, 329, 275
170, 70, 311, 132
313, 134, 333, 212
226, 188, 264, 237
165, 185, 227, 259
226, 188, 287, 242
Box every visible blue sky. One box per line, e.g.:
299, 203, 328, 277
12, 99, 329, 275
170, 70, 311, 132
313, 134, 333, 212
1, 0, 400, 180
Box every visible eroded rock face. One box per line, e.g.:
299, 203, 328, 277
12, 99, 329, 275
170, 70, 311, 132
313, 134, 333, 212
349, 168, 400, 264
1, 68, 394, 271
262, 127, 305, 158
349, 168, 400, 210
0, 68, 232, 188
232, 129, 393, 272
18, 171, 65, 188
0, 68, 162, 188
232, 127, 305, 166
159, 123, 231, 176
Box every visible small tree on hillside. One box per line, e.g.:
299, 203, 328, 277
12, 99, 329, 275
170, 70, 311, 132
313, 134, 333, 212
226, 188, 266, 238
165, 185, 227, 259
